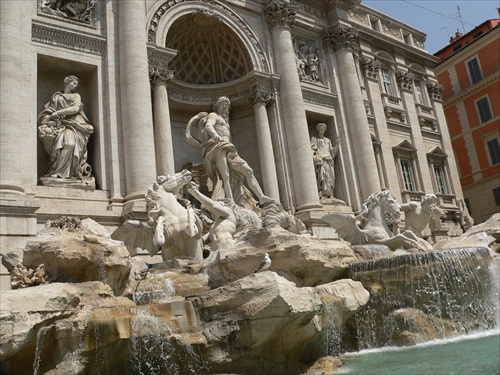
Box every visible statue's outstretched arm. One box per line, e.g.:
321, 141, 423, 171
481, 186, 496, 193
187, 182, 230, 218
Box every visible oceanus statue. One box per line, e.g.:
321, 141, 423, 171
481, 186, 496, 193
322, 190, 433, 251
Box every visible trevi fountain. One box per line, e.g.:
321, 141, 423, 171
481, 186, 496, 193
0, 0, 499, 374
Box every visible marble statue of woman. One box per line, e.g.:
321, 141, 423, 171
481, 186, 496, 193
38, 75, 94, 182
310, 123, 339, 200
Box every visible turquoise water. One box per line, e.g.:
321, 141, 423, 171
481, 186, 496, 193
336, 329, 500, 375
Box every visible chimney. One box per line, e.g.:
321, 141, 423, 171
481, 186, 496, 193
449, 31, 463, 43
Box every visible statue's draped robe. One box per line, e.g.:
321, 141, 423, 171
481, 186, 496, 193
38, 92, 94, 179
186, 112, 254, 207
311, 136, 337, 198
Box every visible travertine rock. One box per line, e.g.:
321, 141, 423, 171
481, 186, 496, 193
435, 213, 499, 250
19, 219, 130, 295
0, 281, 134, 374
306, 356, 343, 375
205, 229, 356, 288
390, 308, 464, 346
314, 279, 370, 320
194, 271, 324, 374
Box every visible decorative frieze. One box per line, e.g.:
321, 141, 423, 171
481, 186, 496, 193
396, 70, 414, 91
32, 22, 106, 56
265, 1, 298, 29
347, 10, 368, 24
362, 58, 381, 80
168, 71, 279, 104
293, 38, 324, 84
426, 81, 443, 102
302, 89, 337, 108
324, 25, 359, 52
147, 45, 177, 70
381, 21, 402, 39
38, 0, 97, 27
290, 0, 328, 21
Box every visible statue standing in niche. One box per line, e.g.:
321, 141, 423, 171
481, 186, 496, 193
37, 75, 94, 183
186, 96, 274, 207
311, 123, 340, 200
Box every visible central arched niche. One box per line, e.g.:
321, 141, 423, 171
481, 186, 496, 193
165, 11, 263, 188
166, 11, 252, 84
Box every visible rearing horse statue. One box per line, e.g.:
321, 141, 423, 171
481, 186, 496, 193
112, 170, 204, 261
322, 190, 433, 251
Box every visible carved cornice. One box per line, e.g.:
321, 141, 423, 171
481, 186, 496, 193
426, 81, 443, 102
149, 67, 175, 85
265, 1, 298, 29
167, 71, 280, 104
148, 0, 269, 73
32, 21, 106, 56
302, 89, 337, 109
329, 0, 361, 11
247, 90, 275, 106
324, 25, 359, 52
362, 58, 381, 80
147, 44, 178, 70
396, 70, 414, 91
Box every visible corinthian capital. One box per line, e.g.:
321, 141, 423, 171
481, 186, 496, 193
324, 25, 359, 52
396, 70, 415, 91
247, 90, 275, 106
265, 0, 297, 29
426, 81, 443, 102
149, 67, 174, 85
362, 58, 381, 80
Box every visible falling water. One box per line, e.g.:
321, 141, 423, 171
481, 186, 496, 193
322, 301, 341, 357
349, 247, 498, 350
33, 327, 49, 375
93, 249, 108, 284
123, 309, 209, 375
133, 275, 176, 305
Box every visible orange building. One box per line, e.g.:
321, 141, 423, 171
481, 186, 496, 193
434, 15, 500, 223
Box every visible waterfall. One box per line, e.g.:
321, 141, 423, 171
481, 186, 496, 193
349, 247, 498, 350
33, 327, 49, 375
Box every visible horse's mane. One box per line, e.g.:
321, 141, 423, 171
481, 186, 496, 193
359, 190, 394, 223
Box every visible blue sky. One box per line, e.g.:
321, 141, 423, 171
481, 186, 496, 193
363, 0, 500, 54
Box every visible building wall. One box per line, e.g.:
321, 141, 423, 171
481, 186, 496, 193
435, 19, 500, 223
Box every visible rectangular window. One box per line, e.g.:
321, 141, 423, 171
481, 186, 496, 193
467, 58, 483, 84
493, 187, 500, 205
487, 138, 500, 165
400, 160, 415, 191
433, 165, 447, 194
453, 44, 462, 52
473, 31, 483, 39
370, 19, 379, 31
476, 97, 493, 123
381, 68, 396, 96
415, 81, 429, 106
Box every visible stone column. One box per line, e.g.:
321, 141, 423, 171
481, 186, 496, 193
0, 0, 25, 194
325, 25, 381, 198
248, 90, 280, 200
265, 1, 321, 211
118, 0, 157, 200
150, 67, 175, 176
397, 71, 434, 193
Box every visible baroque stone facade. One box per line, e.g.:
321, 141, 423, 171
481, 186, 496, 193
0, 0, 464, 289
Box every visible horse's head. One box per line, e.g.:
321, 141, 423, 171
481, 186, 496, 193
157, 170, 192, 193
379, 190, 400, 217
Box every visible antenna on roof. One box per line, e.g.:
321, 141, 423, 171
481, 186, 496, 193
441, 26, 450, 39
457, 5, 466, 33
